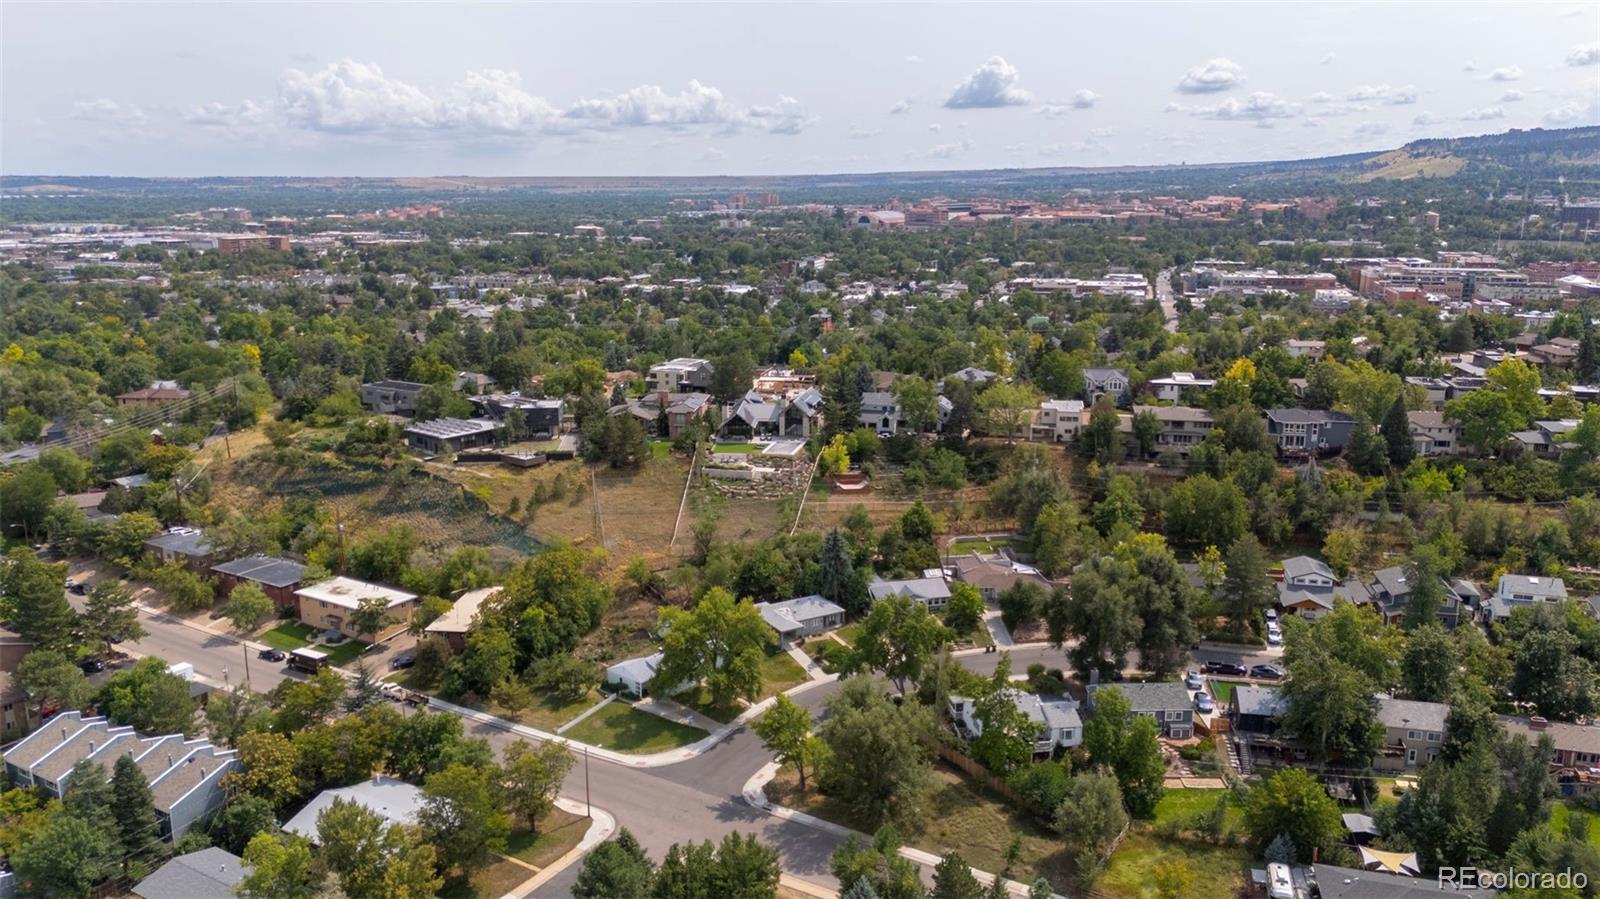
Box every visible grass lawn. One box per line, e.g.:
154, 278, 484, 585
1099, 831, 1252, 899
563, 701, 708, 753
438, 856, 534, 899
947, 538, 1014, 555
319, 639, 369, 667
506, 809, 589, 866
711, 442, 760, 454
953, 625, 995, 648
677, 686, 744, 724
759, 649, 809, 698
260, 622, 316, 650
1151, 789, 1243, 830
832, 622, 865, 646
514, 688, 604, 733
1551, 803, 1600, 850
1207, 680, 1248, 703
769, 765, 1077, 889
649, 440, 673, 461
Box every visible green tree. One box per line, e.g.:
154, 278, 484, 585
1131, 409, 1162, 458
931, 851, 983, 899
1279, 636, 1382, 766
1381, 395, 1416, 468
977, 382, 1039, 442
1079, 396, 1123, 464
816, 679, 934, 826
893, 375, 940, 433
654, 588, 770, 709
1445, 389, 1521, 455
348, 595, 396, 642
971, 656, 1040, 776
98, 656, 196, 735
1033, 500, 1086, 577
419, 762, 511, 872
238, 831, 316, 899
16, 649, 93, 715
1048, 555, 1137, 678
943, 582, 986, 635
831, 828, 926, 899
1, 547, 75, 650
1221, 534, 1274, 634
81, 583, 144, 655
753, 694, 820, 790
227, 730, 303, 812
851, 595, 951, 694
1402, 622, 1459, 702
224, 582, 275, 632
500, 740, 574, 830
1163, 475, 1247, 550
1244, 769, 1343, 862
10, 811, 112, 899
1082, 686, 1165, 816
110, 754, 161, 864
1055, 769, 1128, 861
817, 529, 856, 609
573, 829, 655, 899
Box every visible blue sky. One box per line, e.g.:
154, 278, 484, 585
3, 1, 1597, 176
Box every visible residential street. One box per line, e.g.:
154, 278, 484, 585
1156, 266, 1179, 334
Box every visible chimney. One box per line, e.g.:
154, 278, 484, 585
658, 389, 669, 410
1530, 716, 1549, 730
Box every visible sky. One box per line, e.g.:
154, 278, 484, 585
3, 1, 1598, 177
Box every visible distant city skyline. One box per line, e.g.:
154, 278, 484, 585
3, 1, 1597, 177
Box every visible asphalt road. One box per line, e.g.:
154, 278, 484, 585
1156, 266, 1179, 334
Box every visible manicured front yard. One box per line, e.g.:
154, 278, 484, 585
1207, 679, 1248, 703
562, 701, 708, 753
759, 649, 809, 698
1151, 788, 1242, 830
320, 639, 369, 667
513, 688, 604, 733
506, 809, 589, 866
711, 442, 760, 454
260, 621, 316, 650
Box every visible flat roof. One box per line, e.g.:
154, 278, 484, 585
283, 777, 424, 841
425, 586, 499, 635
294, 577, 416, 611
403, 417, 502, 439
211, 555, 306, 588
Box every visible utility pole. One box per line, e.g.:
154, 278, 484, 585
242, 642, 252, 688
335, 506, 347, 575
583, 745, 592, 819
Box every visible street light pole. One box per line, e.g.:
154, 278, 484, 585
584, 745, 591, 819
242, 642, 252, 689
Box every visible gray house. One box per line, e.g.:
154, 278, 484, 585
869, 574, 952, 611
471, 394, 564, 438
1090, 681, 1194, 739
1365, 565, 1471, 628
754, 595, 845, 643
1486, 573, 1569, 622
1082, 367, 1131, 406
402, 417, 503, 455
360, 380, 427, 415
133, 848, 248, 899
1374, 697, 1448, 773
1265, 408, 1356, 456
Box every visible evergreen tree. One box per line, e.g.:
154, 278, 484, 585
1381, 395, 1416, 467
817, 529, 855, 609
63, 759, 115, 829
344, 662, 384, 712
111, 754, 162, 863
1346, 417, 1388, 476
573, 829, 655, 899
931, 851, 982, 899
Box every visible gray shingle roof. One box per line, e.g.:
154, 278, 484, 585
211, 555, 306, 588
133, 848, 248, 899
1375, 697, 1448, 734
1097, 681, 1191, 713
868, 576, 951, 603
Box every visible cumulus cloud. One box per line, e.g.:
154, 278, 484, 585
1462, 61, 1479, 72
944, 56, 1030, 108
1192, 91, 1297, 121
1346, 84, 1417, 105
1461, 105, 1506, 121
1489, 65, 1523, 81
888, 98, 914, 115
1413, 112, 1444, 126
1176, 58, 1245, 93
1568, 45, 1600, 66
274, 60, 811, 137
1071, 88, 1101, 108
927, 139, 974, 159
1354, 121, 1389, 138
184, 100, 267, 128
1545, 101, 1598, 125
1319, 52, 1337, 65
72, 98, 147, 126
1501, 89, 1524, 103
1308, 91, 1336, 104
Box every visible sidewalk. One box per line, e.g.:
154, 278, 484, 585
503, 797, 616, 899
982, 609, 1015, 647
786, 644, 828, 681
741, 763, 1061, 899
634, 696, 727, 733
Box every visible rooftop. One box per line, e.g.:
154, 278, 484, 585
283, 777, 425, 841
133, 848, 248, 899
211, 555, 306, 588
294, 576, 417, 611
425, 586, 500, 635
402, 417, 502, 439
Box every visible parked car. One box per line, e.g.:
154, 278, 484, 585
381, 682, 407, 701
390, 654, 416, 670
1250, 664, 1285, 680
66, 580, 88, 596
1194, 691, 1215, 714
1185, 670, 1204, 690
1264, 608, 1279, 622
79, 657, 105, 673
1201, 660, 1248, 676
257, 648, 286, 662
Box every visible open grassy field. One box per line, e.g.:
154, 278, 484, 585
562, 701, 707, 753
593, 457, 693, 562
768, 764, 1076, 889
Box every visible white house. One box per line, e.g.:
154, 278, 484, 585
1485, 574, 1568, 621
1030, 399, 1085, 443
948, 690, 1082, 755
605, 651, 666, 697
869, 574, 952, 611
1277, 555, 1363, 619
1146, 372, 1216, 403
284, 777, 424, 842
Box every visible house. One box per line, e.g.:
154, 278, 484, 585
1145, 372, 1216, 403
1285, 339, 1327, 360
754, 595, 845, 643
1374, 697, 1448, 773
949, 367, 999, 386
293, 577, 418, 641
721, 391, 793, 440
1127, 405, 1214, 457
144, 526, 213, 571
0, 627, 37, 739
1029, 399, 1084, 443
948, 690, 1082, 755
1500, 715, 1600, 795
284, 777, 424, 842
1265, 408, 1356, 455
402, 417, 503, 455
614, 392, 712, 439
1230, 685, 1286, 736
645, 358, 714, 394
1305, 863, 1493, 899
604, 651, 689, 697
3, 711, 235, 841
869, 574, 952, 611
359, 380, 426, 415
1364, 565, 1469, 628
211, 555, 307, 611
1090, 682, 1194, 739
453, 371, 495, 395
1485, 573, 1568, 622
424, 586, 500, 652
133, 847, 248, 899
1082, 367, 1130, 406
1277, 556, 1365, 619
1511, 419, 1581, 457
949, 553, 1052, 601
116, 383, 192, 407
1406, 410, 1461, 456
471, 394, 564, 438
